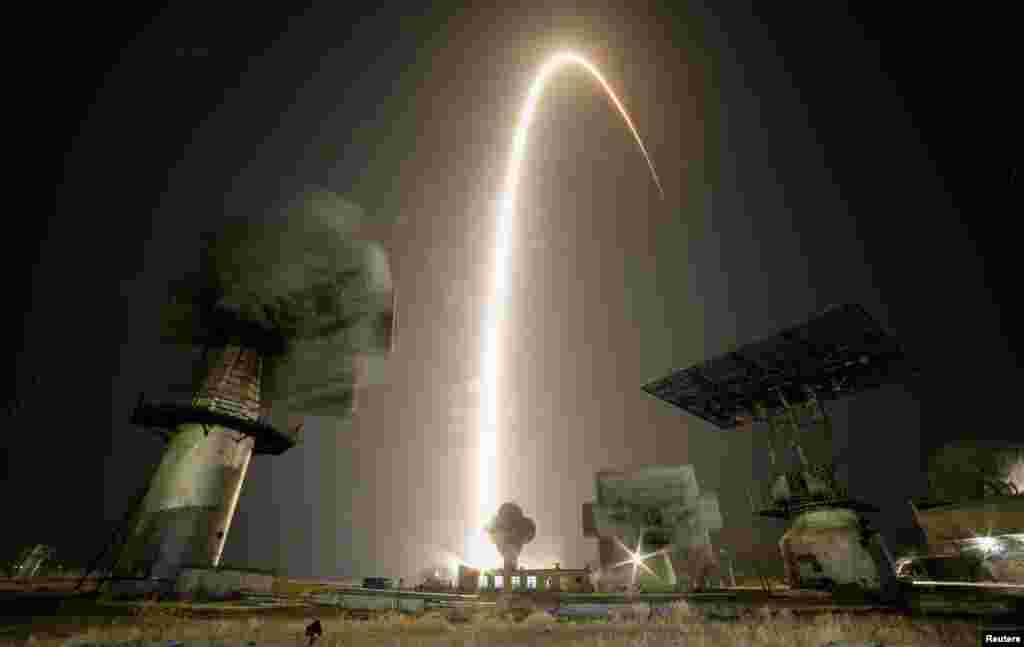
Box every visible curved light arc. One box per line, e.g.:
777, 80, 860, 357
470, 51, 664, 569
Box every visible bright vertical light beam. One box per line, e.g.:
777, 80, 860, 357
468, 52, 664, 568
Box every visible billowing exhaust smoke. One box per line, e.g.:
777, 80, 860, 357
485, 502, 536, 573
161, 189, 395, 424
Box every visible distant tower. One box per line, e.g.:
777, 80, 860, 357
644, 304, 915, 598
112, 192, 395, 586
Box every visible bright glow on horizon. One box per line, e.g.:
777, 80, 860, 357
971, 535, 1001, 554
466, 51, 663, 570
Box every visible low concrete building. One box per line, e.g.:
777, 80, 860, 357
459, 564, 591, 593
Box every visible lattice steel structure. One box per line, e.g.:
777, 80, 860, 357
643, 304, 915, 595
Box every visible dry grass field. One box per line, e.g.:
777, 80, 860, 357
0, 599, 984, 647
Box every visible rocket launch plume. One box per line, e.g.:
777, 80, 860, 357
469, 52, 663, 567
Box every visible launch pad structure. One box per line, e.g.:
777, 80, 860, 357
116, 343, 296, 584
643, 304, 917, 597
582, 465, 723, 592
903, 443, 1024, 583
102, 201, 397, 592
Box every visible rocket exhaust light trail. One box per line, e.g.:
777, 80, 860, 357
468, 52, 664, 568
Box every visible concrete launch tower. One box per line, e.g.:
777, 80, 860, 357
111, 193, 395, 585
643, 304, 915, 597
117, 344, 292, 580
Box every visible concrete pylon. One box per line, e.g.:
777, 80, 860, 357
110, 191, 396, 592
114, 346, 263, 581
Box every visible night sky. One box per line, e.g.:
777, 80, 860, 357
11, 2, 1018, 580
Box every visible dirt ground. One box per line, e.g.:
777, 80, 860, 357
0, 595, 991, 647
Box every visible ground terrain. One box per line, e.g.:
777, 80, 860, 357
0, 585, 999, 647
